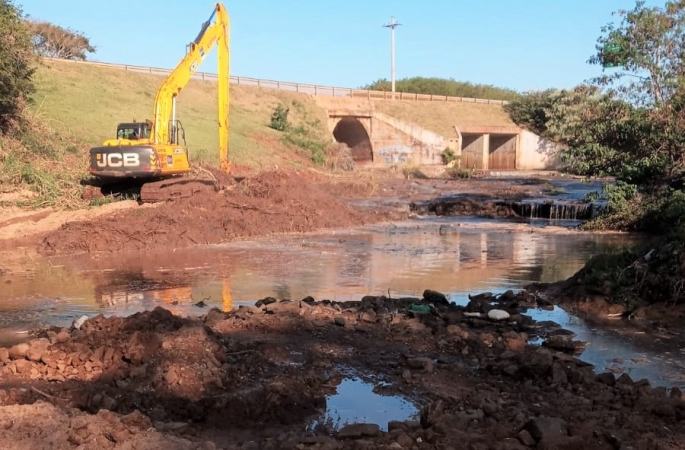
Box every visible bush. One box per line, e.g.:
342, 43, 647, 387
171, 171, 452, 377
269, 103, 290, 132
441, 148, 457, 165
0, 0, 37, 131
445, 166, 470, 179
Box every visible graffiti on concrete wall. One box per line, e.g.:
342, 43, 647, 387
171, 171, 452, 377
377, 145, 413, 164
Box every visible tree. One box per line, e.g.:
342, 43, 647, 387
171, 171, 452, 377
0, 0, 36, 131
27, 20, 95, 60
362, 76, 520, 101
589, 0, 685, 107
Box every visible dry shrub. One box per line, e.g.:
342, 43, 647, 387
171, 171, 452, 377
324, 143, 355, 172
0, 112, 89, 209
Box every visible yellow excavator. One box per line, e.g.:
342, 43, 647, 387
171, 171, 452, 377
83, 3, 230, 203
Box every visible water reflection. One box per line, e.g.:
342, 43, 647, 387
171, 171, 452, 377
6, 218, 683, 388
0, 220, 637, 332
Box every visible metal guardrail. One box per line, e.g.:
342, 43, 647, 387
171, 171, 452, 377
46, 57, 510, 105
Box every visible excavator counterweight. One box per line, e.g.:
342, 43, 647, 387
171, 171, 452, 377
83, 3, 231, 203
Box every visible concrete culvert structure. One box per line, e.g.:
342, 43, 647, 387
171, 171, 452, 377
332, 118, 373, 163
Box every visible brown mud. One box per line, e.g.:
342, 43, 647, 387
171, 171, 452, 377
38, 170, 405, 256
0, 290, 684, 449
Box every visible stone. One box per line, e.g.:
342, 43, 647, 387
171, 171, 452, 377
26, 339, 50, 362
505, 338, 526, 352
14, 359, 32, 373
396, 433, 414, 448
517, 429, 536, 447
423, 289, 449, 306
446, 325, 469, 339
361, 310, 377, 323
337, 423, 381, 439
596, 372, 616, 387
334, 316, 346, 327
55, 331, 70, 344
8, 343, 29, 360
524, 417, 567, 443
407, 357, 433, 373
72, 315, 89, 330
487, 309, 510, 321
0, 347, 9, 363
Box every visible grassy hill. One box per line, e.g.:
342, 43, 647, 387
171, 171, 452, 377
31, 59, 330, 170
2, 58, 521, 208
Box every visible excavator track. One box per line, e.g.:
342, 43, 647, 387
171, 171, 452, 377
139, 177, 218, 203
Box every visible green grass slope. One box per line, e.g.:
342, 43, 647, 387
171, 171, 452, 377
31, 59, 331, 170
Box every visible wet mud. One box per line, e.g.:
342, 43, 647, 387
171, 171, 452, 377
1, 290, 684, 449
39, 170, 405, 256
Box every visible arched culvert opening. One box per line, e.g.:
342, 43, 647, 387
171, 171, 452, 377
332, 117, 373, 163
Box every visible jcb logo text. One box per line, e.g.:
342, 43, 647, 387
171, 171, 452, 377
96, 153, 140, 168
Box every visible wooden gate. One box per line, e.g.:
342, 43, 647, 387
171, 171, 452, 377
488, 135, 517, 170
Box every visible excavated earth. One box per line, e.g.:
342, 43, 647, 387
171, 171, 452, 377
0, 290, 684, 449
38, 170, 405, 256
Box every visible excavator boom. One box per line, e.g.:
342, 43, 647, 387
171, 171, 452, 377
85, 3, 231, 202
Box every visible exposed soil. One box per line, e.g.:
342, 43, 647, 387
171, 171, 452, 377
0, 167, 573, 255
38, 170, 405, 256
1, 290, 684, 449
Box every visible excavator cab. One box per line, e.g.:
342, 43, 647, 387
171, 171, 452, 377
116, 122, 152, 140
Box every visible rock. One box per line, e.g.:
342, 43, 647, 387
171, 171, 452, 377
255, 297, 277, 307
55, 331, 70, 344
407, 357, 433, 373
542, 335, 587, 353
517, 429, 536, 447
616, 373, 633, 386
337, 423, 381, 439
204, 308, 226, 325
27, 339, 50, 363
446, 325, 469, 339
124, 331, 161, 365
334, 316, 346, 327
164, 367, 180, 385
505, 337, 526, 352
396, 433, 414, 448
14, 359, 32, 373
524, 417, 567, 443
0, 347, 9, 363
361, 310, 377, 323
595, 372, 616, 387
265, 300, 301, 314
72, 315, 89, 330
8, 343, 29, 360
423, 289, 449, 306
487, 309, 510, 321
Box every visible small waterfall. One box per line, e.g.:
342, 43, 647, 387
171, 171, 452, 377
507, 201, 594, 220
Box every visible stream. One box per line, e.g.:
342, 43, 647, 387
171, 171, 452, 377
1, 217, 683, 391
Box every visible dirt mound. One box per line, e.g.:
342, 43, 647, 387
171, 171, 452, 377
0, 401, 211, 449
39, 169, 403, 255
0, 291, 684, 448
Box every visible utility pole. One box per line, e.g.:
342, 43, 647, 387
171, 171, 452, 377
383, 16, 401, 100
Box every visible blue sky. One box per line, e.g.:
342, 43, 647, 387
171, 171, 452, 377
18, 0, 663, 92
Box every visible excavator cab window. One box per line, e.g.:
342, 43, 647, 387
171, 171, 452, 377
116, 123, 151, 140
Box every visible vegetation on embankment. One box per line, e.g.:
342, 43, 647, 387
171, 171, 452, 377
33, 58, 333, 171
508, 0, 685, 311
362, 76, 521, 102
1, 27, 334, 207
373, 99, 517, 137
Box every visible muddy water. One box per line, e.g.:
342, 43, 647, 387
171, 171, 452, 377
2, 217, 682, 391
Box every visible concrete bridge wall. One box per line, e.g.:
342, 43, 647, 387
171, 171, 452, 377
324, 106, 562, 172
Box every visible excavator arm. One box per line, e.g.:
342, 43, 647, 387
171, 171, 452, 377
152, 3, 231, 172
